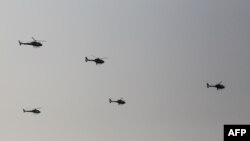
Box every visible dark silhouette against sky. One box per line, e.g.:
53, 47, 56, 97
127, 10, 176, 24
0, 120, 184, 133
0, 1, 250, 141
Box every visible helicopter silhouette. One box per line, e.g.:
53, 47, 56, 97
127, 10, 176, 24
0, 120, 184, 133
207, 81, 225, 90
85, 56, 107, 65
109, 98, 126, 105
18, 37, 45, 48
23, 107, 41, 114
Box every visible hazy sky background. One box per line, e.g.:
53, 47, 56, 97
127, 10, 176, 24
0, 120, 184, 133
1, 0, 250, 141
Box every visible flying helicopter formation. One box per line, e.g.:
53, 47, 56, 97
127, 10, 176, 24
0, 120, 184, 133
23, 107, 41, 114
18, 37, 124, 115
18, 37, 126, 114
18, 37, 45, 48
18, 36, 227, 116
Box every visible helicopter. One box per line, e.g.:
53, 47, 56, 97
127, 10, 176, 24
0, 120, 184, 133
23, 107, 41, 114
85, 56, 107, 65
18, 37, 45, 48
109, 98, 126, 105
207, 81, 225, 90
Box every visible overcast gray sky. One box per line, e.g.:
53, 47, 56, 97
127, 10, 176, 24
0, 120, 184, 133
1, 0, 250, 141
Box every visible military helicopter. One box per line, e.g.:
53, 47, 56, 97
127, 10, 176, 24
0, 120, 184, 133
18, 37, 45, 48
207, 81, 225, 90
85, 56, 107, 65
109, 98, 126, 105
23, 107, 41, 114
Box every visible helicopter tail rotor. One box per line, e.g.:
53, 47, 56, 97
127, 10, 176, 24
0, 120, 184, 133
109, 98, 112, 103
85, 57, 89, 62
18, 40, 22, 46
23, 109, 26, 112
206, 83, 210, 88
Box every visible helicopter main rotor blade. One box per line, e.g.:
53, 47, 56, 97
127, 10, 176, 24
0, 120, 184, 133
100, 57, 108, 59
36, 40, 46, 42
32, 37, 46, 42
91, 55, 97, 58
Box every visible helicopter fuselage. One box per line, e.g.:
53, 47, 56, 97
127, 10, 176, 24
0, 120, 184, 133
211, 84, 225, 90
109, 99, 126, 105
85, 57, 104, 64
19, 40, 42, 47
23, 109, 41, 114
207, 83, 225, 90
21, 41, 42, 47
